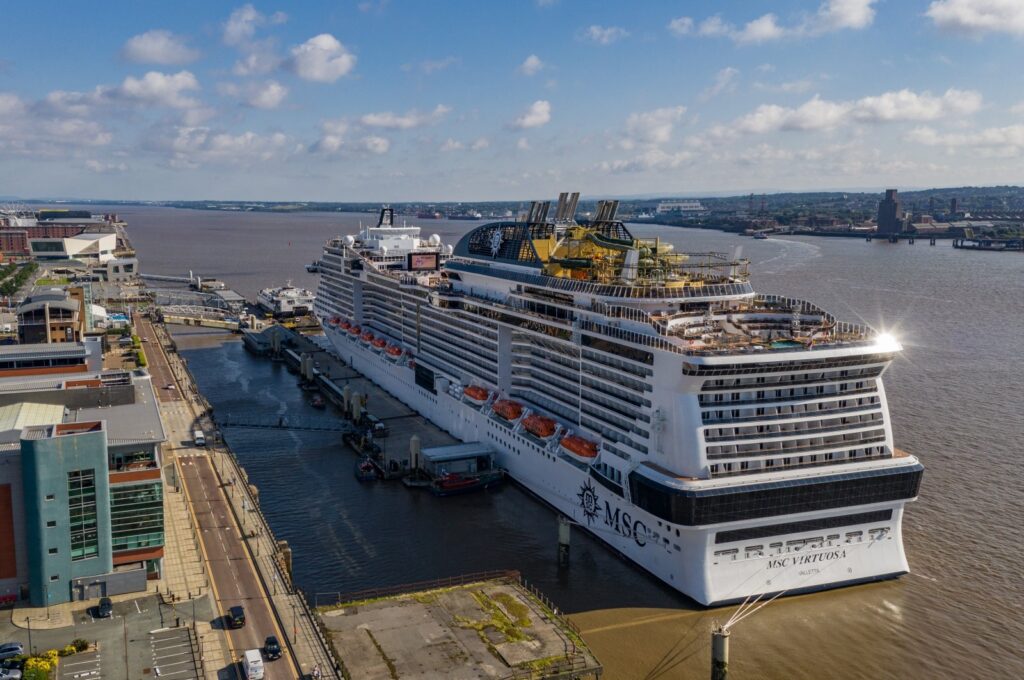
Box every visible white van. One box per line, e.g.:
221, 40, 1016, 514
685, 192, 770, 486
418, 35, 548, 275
243, 649, 264, 680
193, 430, 206, 447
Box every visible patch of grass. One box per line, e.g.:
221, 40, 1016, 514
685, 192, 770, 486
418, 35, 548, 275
492, 592, 531, 628
456, 590, 530, 644
34, 276, 69, 286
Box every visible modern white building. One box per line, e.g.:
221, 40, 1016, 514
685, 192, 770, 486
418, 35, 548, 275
657, 200, 707, 215
29, 233, 117, 263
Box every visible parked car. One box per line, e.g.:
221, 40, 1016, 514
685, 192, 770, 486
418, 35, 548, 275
263, 635, 281, 660
0, 644, 23, 662
96, 597, 113, 618
228, 606, 246, 629
0, 667, 23, 679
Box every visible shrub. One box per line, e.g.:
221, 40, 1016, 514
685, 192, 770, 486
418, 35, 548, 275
59, 644, 76, 657
136, 349, 148, 367
72, 638, 89, 652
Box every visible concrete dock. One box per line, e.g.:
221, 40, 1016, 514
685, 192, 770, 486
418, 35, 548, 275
318, 573, 602, 679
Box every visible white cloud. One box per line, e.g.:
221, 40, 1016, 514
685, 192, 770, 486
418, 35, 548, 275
909, 124, 1024, 151
119, 70, 201, 109
667, 17, 694, 37
470, 137, 490, 151
756, 63, 775, 73
926, 0, 1024, 36
519, 54, 545, 76
362, 136, 390, 154
516, 137, 531, 150
288, 34, 356, 82
716, 88, 982, 137
754, 79, 815, 94
440, 137, 490, 152
122, 30, 199, 65
511, 100, 551, 129
85, 159, 127, 173
623, 106, 687, 146
0, 93, 26, 116
223, 4, 287, 46
360, 104, 450, 129
700, 67, 739, 102
0, 91, 112, 157
1012, 101, 1024, 114
315, 118, 348, 153
600, 148, 694, 173
580, 25, 629, 45
682, 0, 877, 45
164, 126, 292, 167
247, 80, 288, 109
233, 47, 281, 76
440, 138, 463, 151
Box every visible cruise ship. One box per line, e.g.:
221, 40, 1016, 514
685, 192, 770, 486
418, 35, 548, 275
313, 195, 923, 606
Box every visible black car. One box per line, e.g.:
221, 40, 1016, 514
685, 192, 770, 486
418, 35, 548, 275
227, 606, 245, 629
263, 635, 281, 660
96, 598, 113, 618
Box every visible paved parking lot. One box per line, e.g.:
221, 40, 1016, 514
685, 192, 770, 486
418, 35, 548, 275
56, 649, 102, 680
150, 627, 201, 680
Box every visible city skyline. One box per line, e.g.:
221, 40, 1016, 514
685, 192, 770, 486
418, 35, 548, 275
2, 0, 1024, 201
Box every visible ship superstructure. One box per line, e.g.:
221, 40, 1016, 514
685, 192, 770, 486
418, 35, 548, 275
313, 193, 923, 606
257, 282, 315, 317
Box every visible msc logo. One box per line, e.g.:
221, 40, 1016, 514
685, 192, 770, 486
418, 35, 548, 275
577, 479, 600, 525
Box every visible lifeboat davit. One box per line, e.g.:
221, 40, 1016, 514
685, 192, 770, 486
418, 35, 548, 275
348, 325, 361, 336
492, 399, 523, 422
360, 331, 374, 343
385, 345, 402, 358
463, 385, 490, 405
522, 414, 557, 439
372, 338, 387, 350
560, 435, 599, 461
339, 320, 351, 330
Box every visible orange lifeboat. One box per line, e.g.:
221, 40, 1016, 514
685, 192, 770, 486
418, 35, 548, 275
348, 325, 361, 336
372, 338, 387, 350
522, 414, 557, 439
560, 435, 599, 460
360, 331, 374, 343
340, 320, 351, 330
385, 345, 402, 357
329, 316, 340, 326
463, 385, 490, 405
492, 399, 523, 422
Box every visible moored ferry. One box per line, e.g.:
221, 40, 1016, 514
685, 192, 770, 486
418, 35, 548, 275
313, 195, 923, 606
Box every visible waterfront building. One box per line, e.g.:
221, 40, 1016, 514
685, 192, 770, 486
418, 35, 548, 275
656, 199, 707, 215
28, 232, 117, 263
0, 357, 164, 606
313, 196, 923, 606
16, 288, 88, 344
877, 189, 905, 235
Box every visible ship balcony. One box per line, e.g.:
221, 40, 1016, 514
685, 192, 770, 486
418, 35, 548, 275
701, 401, 882, 425
706, 432, 888, 460
703, 416, 885, 444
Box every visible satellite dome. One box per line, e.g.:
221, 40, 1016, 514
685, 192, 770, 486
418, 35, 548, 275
429, 233, 441, 246
343, 235, 356, 247
444, 244, 454, 255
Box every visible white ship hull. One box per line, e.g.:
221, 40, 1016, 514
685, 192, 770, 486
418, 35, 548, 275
321, 323, 911, 606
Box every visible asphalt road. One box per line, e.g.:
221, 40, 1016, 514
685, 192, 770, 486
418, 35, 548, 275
135, 315, 181, 403
178, 454, 293, 680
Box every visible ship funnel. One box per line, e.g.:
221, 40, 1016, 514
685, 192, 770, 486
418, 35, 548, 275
527, 200, 550, 224
554, 192, 581, 223
378, 206, 394, 227
593, 199, 620, 223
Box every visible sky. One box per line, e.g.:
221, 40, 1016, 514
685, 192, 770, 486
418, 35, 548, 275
1, 0, 1023, 201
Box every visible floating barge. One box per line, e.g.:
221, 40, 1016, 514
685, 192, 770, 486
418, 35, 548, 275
414, 442, 504, 496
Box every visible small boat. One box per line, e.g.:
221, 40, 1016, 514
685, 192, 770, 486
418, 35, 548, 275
306, 260, 321, 273
492, 399, 523, 422
385, 345, 402, 358
431, 471, 503, 496
753, 232, 769, 240
371, 338, 387, 351
360, 331, 374, 343
463, 385, 490, 405
354, 458, 377, 482
560, 434, 599, 461
522, 414, 557, 439
310, 394, 326, 409
348, 325, 361, 336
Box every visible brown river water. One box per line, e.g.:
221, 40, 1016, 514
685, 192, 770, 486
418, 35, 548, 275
98, 204, 1022, 679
